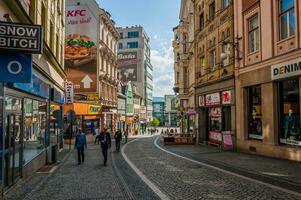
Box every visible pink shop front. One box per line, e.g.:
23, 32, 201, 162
197, 90, 235, 149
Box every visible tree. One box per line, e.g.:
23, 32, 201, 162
150, 117, 160, 127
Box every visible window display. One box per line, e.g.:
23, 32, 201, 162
248, 86, 262, 140
50, 104, 63, 146
23, 99, 47, 164
279, 79, 301, 146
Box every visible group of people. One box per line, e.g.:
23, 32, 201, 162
74, 128, 128, 166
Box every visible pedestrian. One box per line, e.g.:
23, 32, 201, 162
114, 129, 122, 152
74, 128, 87, 165
99, 127, 111, 166
124, 129, 128, 143
94, 126, 100, 144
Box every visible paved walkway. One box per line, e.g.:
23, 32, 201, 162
5, 142, 159, 200
158, 139, 301, 193
124, 137, 301, 200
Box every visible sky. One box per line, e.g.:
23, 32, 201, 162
96, 0, 181, 97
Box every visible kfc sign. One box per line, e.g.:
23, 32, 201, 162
66, 10, 86, 17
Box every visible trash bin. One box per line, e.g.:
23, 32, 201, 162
51, 144, 58, 163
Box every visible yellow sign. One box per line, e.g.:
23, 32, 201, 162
87, 105, 102, 115
120, 116, 125, 121
87, 94, 99, 101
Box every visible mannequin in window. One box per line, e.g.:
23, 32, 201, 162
284, 108, 300, 139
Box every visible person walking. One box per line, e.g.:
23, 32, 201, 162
114, 129, 122, 152
99, 128, 111, 166
94, 126, 100, 144
74, 128, 87, 165
124, 129, 128, 143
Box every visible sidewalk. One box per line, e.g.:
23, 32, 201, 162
159, 140, 301, 193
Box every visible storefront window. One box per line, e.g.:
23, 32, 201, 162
247, 86, 262, 140
208, 107, 222, 131
279, 79, 301, 147
23, 99, 47, 164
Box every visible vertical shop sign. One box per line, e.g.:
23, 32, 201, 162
65, 81, 74, 104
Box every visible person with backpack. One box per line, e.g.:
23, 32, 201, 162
74, 128, 87, 165
98, 127, 111, 166
114, 129, 122, 152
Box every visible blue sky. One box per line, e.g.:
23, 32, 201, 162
96, 0, 180, 97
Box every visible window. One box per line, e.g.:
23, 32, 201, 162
222, 0, 230, 9
23, 99, 47, 164
248, 14, 259, 53
221, 44, 229, 67
200, 56, 206, 75
209, 1, 215, 21
279, 0, 295, 40
118, 43, 123, 49
199, 13, 204, 31
128, 31, 139, 38
209, 50, 216, 71
279, 79, 300, 147
127, 42, 138, 48
120, 32, 123, 39
247, 86, 262, 140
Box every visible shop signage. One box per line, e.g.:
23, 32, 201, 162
222, 91, 232, 104
198, 95, 205, 107
186, 108, 196, 115
222, 131, 233, 149
120, 115, 125, 121
206, 93, 220, 106
0, 22, 42, 53
65, 3, 98, 94
209, 131, 222, 144
65, 81, 74, 104
280, 138, 301, 147
87, 105, 101, 115
0, 52, 32, 83
271, 58, 301, 80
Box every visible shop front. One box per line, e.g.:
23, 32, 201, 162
197, 89, 235, 148
236, 58, 301, 161
0, 69, 65, 188
64, 103, 102, 138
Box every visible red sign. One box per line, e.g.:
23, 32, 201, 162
206, 93, 220, 106
209, 131, 222, 144
222, 90, 232, 104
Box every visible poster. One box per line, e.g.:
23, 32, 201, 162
222, 91, 232, 104
118, 52, 139, 82
206, 93, 220, 106
209, 131, 222, 144
65, 3, 98, 94
222, 131, 233, 149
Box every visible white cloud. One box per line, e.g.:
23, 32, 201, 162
151, 41, 175, 97
153, 35, 159, 40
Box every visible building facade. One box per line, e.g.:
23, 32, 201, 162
64, 0, 119, 134
153, 97, 165, 126
173, 0, 196, 134
193, 0, 235, 145
0, 0, 65, 192
235, 0, 301, 161
117, 26, 153, 122
164, 95, 178, 127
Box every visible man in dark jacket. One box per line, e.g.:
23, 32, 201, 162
99, 128, 111, 166
114, 129, 122, 152
74, 128, 87, 165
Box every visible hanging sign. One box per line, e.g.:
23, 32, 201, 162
65, 81, 74, 104
0, 22, 42, 53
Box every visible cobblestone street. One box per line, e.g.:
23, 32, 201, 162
5, 136, 301, 200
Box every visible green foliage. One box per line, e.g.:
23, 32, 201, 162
150, 117, 160, 127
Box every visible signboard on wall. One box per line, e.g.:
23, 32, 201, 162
206, 93, 220, 106
222, 90, 232, 104
0, 22, 42, 53
65, 81, 74, 104
65, 3, 98, 94
271, 58, 301, 80
118, 52, 139, 82
199, 95, 205, 107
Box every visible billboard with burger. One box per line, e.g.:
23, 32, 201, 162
65, 2, 98, 95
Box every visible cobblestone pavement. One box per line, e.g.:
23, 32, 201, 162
124, 137, 301, 200
5, 141, 159, 200
158, 139, 301, 193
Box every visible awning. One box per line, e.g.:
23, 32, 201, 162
64, 103, 102, 115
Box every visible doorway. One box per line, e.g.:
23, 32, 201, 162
3, 96, 22, 187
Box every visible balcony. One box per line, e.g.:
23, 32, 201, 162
196, 64, 234, 85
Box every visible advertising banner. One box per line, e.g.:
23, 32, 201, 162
199, 95, 205, 107
222, 131, 233, 149
65, 3, 98, 94
118, 52, 139, 82
209, 131, 222, 144
65, 81, 74, 104
126, 83, 134, 116
206, 93, 220, 106
222, 90, 232, 105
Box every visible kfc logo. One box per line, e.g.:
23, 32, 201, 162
66, 10, 86, 17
